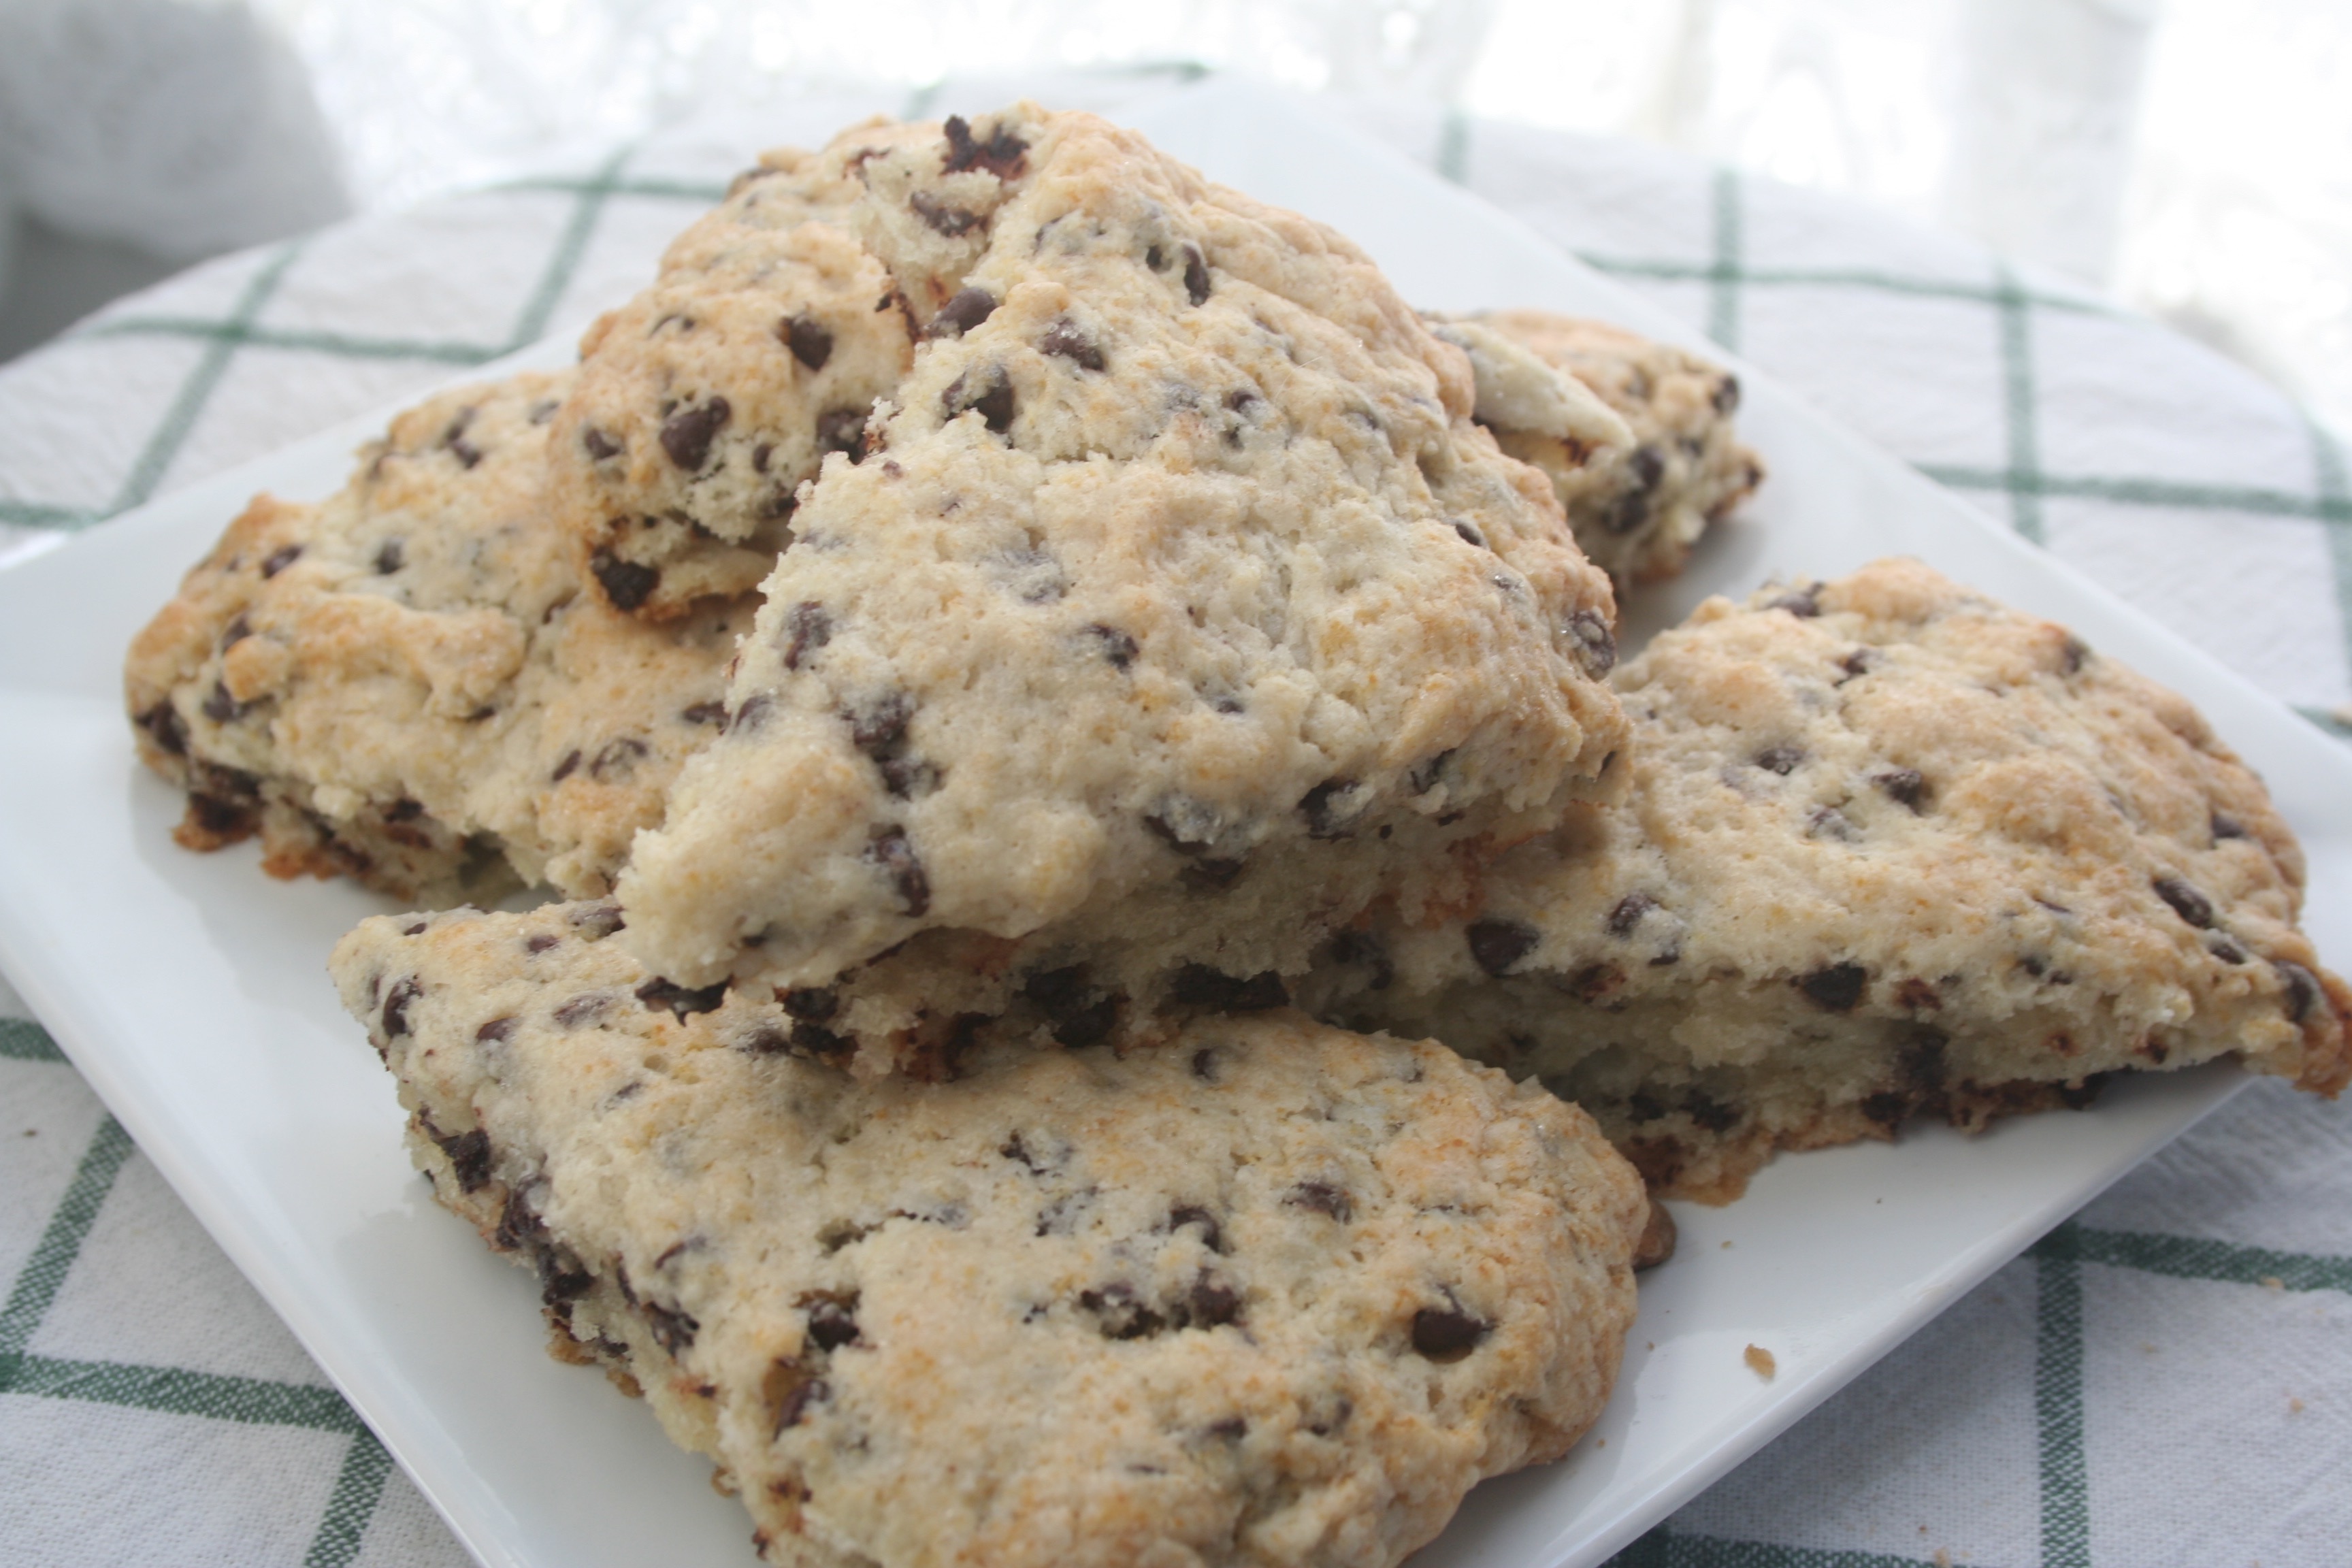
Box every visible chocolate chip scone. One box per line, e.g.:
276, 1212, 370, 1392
333, 902, 1647, 1568
1447, 311, 1762, 587
607, 105, 1627, 1068
1305, 558, 2352, 1201
125, 372, 753, 902
552, 140, 918, 617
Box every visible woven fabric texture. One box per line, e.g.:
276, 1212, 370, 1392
1, 71, 2346, 1568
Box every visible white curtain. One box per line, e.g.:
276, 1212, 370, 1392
1, 0, 2346, 434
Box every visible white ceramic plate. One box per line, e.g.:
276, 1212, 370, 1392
1, 78, 2343, 1568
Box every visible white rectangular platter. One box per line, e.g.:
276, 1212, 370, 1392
1, 77, 2342, 1568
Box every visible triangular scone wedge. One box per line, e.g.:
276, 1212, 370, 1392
125, 372, 751, 902
333, 903, 1647, 1568
1442, 311, 1763, 587
610, 105, 1627, 1049
1305, 558, 2351, 1200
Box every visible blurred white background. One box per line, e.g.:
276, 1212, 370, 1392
0, 0, 2346, 435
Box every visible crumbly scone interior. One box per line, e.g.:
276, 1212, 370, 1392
334, 902, 1647, 1568
551, 141, 922, 616
1304, 557, 2352, 1200
606, 105, 1627, 1060
1459, 310, 1763, 587
122, 371, 753, 902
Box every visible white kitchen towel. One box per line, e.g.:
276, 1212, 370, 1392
1, 71, 2345, 1568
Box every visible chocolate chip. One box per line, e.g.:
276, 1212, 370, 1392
1466, 919, 1539, 977
681, 701, 728, 725
1838, 649, 1875, 682
1797, 962, 1868, 1012
942, 114, 1028, 177
220, 613, 251, 651
495, 1186, 544, 1251
589, 737, 649, 780
783, 600, 832, 669
943, 364, 1014, 434
581, 426, 622, 461
1298, 779, 1362, 839
1628, 444, 1666, 491
1809, 805, 1859, 842
1874, 767, 1927, 810
637, 977, 729, 1019
525, 933, 559, 954
660, 397, 730, 471
815, 407, 866, 456
2153, 876, 2214, 929
551, 750, 582, 783
1712, 375, 1742, 414
441, 408, 483, 468
909, 191, 981, 235
728, 695, 772, 734
2060, 636, 2091, 675
1409, 749, 1456, 796
781, 313, 834, 370
1181, 243, 1211, 305
2207, 934, 2248, 964
1895, 978, 1942, 1012
1602, 489, 1650, 535
1169, 1206, 1224, 1253
640, 1300, 697, 1354
429, 1124, 493, 1191
135, 702, 188, 757
260, 543, 302, 577
1564, 608, 1616, 676
590, 550, 660, 611
381, 976, 421, 1038
927, 287, 997, 340
1145, 244, 1164, 270
536, 1247, 591, 1308
1754, 743, 1805, 774
783, 987, 838, 1022
477, 1015, 519, 1042
1326, 929, 1393, 990
1079, 1282, 1166, 1340
1409, 1300, 1491, 1362
1767, 585, 1821, 618
2211, 811, 2247, 842
1605, 892, 1656, 938
1451, 519, 1486, 548
1897, 1024, 1947, 1091
553, 993, 610, 1028
2275, 960, 2323, 1023
801, 1290, 860, 1351
570, 901, 624, 938
1085, 624, 1137, 669
1285, 1182, 1352, 1222
749, 1022, 851, 1065
201, 681, 250, 724
1683, 1091, 1738, 1132
849, 692, 912, 759
1039, 319, 1106, 370
1189, 1273, 1241, 1328
1190, 1047, 1220, 1081
866, 827, 929, 915
764, 1360, 827, 1435
1168, 964, 1287, 1011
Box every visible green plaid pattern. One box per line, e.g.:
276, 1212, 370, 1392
3, 75, 2348, 1565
